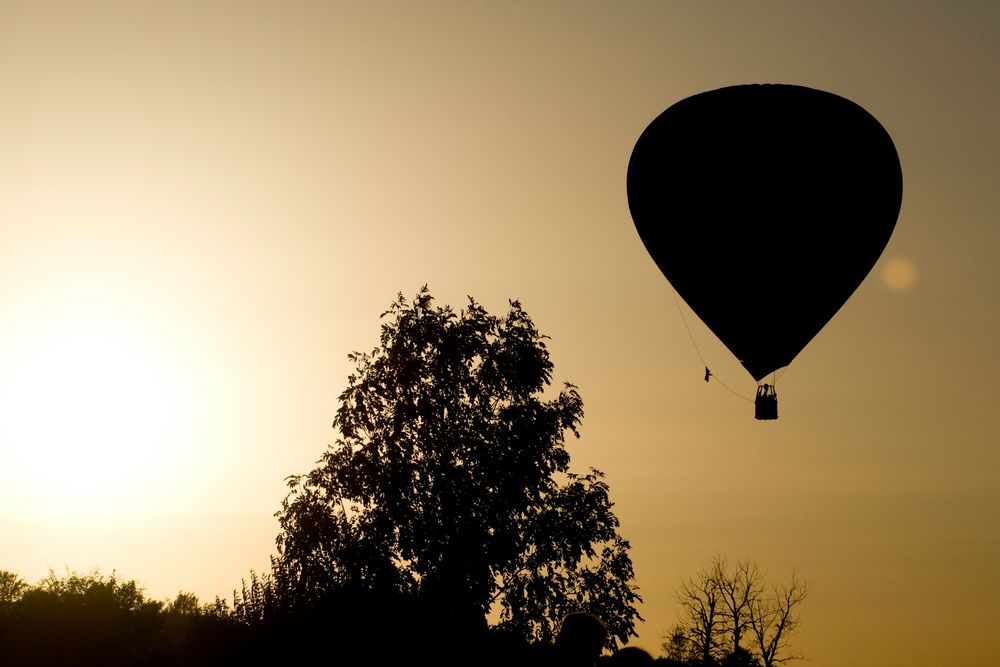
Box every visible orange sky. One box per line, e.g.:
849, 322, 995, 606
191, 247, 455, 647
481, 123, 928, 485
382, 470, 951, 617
2, 2, 998, 665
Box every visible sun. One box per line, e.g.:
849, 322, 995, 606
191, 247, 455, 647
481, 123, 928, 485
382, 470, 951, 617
0, 310, 190, 522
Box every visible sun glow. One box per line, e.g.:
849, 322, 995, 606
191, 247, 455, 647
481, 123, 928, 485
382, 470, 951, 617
0, 307, 192, 522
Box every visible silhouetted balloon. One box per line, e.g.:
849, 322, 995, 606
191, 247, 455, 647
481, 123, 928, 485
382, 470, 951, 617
627, 84, 902, 381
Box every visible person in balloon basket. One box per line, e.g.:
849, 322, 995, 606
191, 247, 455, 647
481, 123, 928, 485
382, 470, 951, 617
755, 383, 778, 420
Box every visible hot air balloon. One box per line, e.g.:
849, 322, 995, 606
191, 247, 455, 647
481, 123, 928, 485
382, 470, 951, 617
626, 84, 902, 419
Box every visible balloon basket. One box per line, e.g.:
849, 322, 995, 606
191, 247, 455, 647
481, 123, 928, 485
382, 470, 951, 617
755, 385, 778, 420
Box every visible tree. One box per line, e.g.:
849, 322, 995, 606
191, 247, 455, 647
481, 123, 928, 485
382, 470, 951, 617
675, 560, 726, 664
661, 624, 697, 664
1, 568, 165, 666
272, 288, 642, 648
716, 558, 765, 655
0, 570, 27, 605
670, 557, 806, 666
749, 573, 808, 667
0, 569, 256, 666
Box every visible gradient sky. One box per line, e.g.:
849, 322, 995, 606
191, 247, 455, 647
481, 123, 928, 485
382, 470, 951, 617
2, 2, 998, 665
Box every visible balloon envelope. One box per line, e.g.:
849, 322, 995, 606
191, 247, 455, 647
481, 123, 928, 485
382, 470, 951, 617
627, 84, 902, 381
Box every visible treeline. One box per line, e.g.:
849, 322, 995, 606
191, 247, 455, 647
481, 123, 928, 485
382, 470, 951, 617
1, 569, 239, 667
0, 568, 560, 666
0, 558, 805, 667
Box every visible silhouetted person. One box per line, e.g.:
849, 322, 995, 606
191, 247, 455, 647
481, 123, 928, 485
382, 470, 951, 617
607, 646, 655, 666
557, 611, 608, 666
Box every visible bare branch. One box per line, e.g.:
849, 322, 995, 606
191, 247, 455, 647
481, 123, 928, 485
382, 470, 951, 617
750, 571, 808, 667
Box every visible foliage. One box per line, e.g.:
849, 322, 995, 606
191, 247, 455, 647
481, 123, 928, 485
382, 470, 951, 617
0, 568, 244, 667
29, 567, 162, 614
273, 288, 642, 648
0, 570, 27, 605
0, 565, 559, 665
720, 646, 763, 667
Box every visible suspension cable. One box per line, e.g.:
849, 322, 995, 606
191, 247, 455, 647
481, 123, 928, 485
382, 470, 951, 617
670, 289, 754, 402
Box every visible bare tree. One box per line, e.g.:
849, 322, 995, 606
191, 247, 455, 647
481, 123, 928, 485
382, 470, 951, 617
670, 558, 806, 666
716, 557, 766, 654
675, 561, 726, 663
749, 573, 808, 667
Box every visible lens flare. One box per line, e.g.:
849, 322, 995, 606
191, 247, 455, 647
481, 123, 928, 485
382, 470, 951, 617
881, 257, 918, 292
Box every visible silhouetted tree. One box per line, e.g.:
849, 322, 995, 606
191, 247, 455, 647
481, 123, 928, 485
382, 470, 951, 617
719, 646, 762, 667
675, 560, 725, 664
230, 560, 296, 625
273, 288, 641, 648
748, 574, 807, 667
716, 558, 765, 654
661, 624, 697, 664
668, 558, 806, 666
0, 570, 27, 605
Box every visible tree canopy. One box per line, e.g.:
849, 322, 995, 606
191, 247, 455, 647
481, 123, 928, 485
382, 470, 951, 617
272, 288, 641, 648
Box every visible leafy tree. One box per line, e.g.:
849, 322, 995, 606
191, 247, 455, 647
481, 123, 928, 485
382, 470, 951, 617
164, 591, 202, 616
0, 570, 27, 605
0, 568, 165, 665
31, 568, 161, 615
273, 288, 642, 648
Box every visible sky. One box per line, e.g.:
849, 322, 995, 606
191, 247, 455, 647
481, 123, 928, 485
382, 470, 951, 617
1, 1, 998, 664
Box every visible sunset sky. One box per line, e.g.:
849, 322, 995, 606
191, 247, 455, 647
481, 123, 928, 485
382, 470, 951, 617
2, 2, 998, 664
